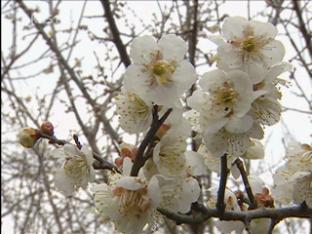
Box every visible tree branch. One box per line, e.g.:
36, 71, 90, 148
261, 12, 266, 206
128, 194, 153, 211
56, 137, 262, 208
158, 202, 312, 225
216, 154, 229, 214
100, 0, 131, 67
292, 0, 312, 59
130, 106, 172, 176
37, 132, 119, 172
235, 158, 257, 209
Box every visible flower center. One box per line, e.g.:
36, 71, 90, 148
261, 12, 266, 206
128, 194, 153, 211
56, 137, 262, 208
113, 186, 151, 214
241, 37, 257, 52
151, 60, 176, 86
64, 157, 89, 179
213, 82, 238, 111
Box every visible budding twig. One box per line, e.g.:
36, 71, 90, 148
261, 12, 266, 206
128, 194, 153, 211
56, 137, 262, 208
216, 153, 229, 214
37, 131, 119, 173
130, 106, 172, 176
235, 158, 257, 209
158, 204, 312, 224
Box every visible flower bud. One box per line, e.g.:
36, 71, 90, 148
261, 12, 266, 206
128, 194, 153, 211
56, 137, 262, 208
18, 128, 39, 148
40, 121, 54, 136
119, 143, 137, 161
156, 124, 171, 139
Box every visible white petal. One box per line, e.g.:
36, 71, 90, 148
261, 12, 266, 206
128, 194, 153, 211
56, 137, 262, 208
115, 176, 145, 190
54, 168, 75, 196
222, 16, 249, 40
225, 115, 253, 134
247, 122, 264, 139
204, 131, 227, 157
158, 34, 187, 62
183, 110, 201, 132
292, 172, 312, 206
216, 220, 245, 234
172, 60, 196, 92
207, 35, 226, 46
201, 116, 228, 134
81, 146, 94, 166
130, 35, 158, 64
261, 40, 285, 66
148, 176, 161, 206
244, 140, 264, 160
115, 91, 152, 133
229, 70, 253, 117
185, 151, 207, 176
231, 164, 241, 180
249, 20, 277, 38
122, 157, 133, 176
199, 69, 227, 91
248, 176, 265, 194
265, 62, 292, 83
187, 90, 208, 112
217, 44, 242, 70
123, 64, 150, 100
63, 144, 81, 157
251, 97, 281, 126
242, 59, 268, 84
178, 178, 200, 213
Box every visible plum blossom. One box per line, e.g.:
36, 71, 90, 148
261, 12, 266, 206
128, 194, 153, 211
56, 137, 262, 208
196, 140, 264, 178
153, 134, 187, 177
157, 107, 191, 140
53, 144, 95, 196
208, 187, 245, 233
273, 142, 312, 206
115, 90, 152, 133
92, 176, 160, 234
188, 69, 254, 134
211, 16, 285, 84
124, 34, 196, 106
156, 176, 200, 213
203, 122, 263, 158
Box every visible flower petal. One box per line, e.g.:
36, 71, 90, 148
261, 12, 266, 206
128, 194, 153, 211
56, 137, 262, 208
225, 115, 253, 134
158, 34, 187, 62
130, 35, 158, 64
222, 16, 249, 40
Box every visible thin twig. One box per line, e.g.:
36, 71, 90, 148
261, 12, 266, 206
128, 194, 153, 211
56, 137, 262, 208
235, 158, 257, 209
158, 202, 312, 224
216, 153, 229, 214
130, 106, 172, 176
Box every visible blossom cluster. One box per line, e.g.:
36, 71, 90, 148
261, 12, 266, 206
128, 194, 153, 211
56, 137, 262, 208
17, 16, 311, 234
273, 142, 312, 207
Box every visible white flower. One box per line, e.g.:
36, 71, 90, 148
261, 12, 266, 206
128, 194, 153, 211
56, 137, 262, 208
214, 16, 285, 84
153, 134, 187, 177
92, 176, 160, 234
156, 176, 200, 213
53, 144, 95, 195
208, 188, 245, 234
203, 122, 263, 158
185, 151, 208, 176
188, 69, 254, 134
192, 69, 253, 119
244, 140, 264, 160
115, 91, 152, 133
158, 107, 192, 139
249, 219, 270, 234
124, 34, 196, 106
273, 142, 312, 206
197, 141, 263, 180
250, 96, 281, 126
